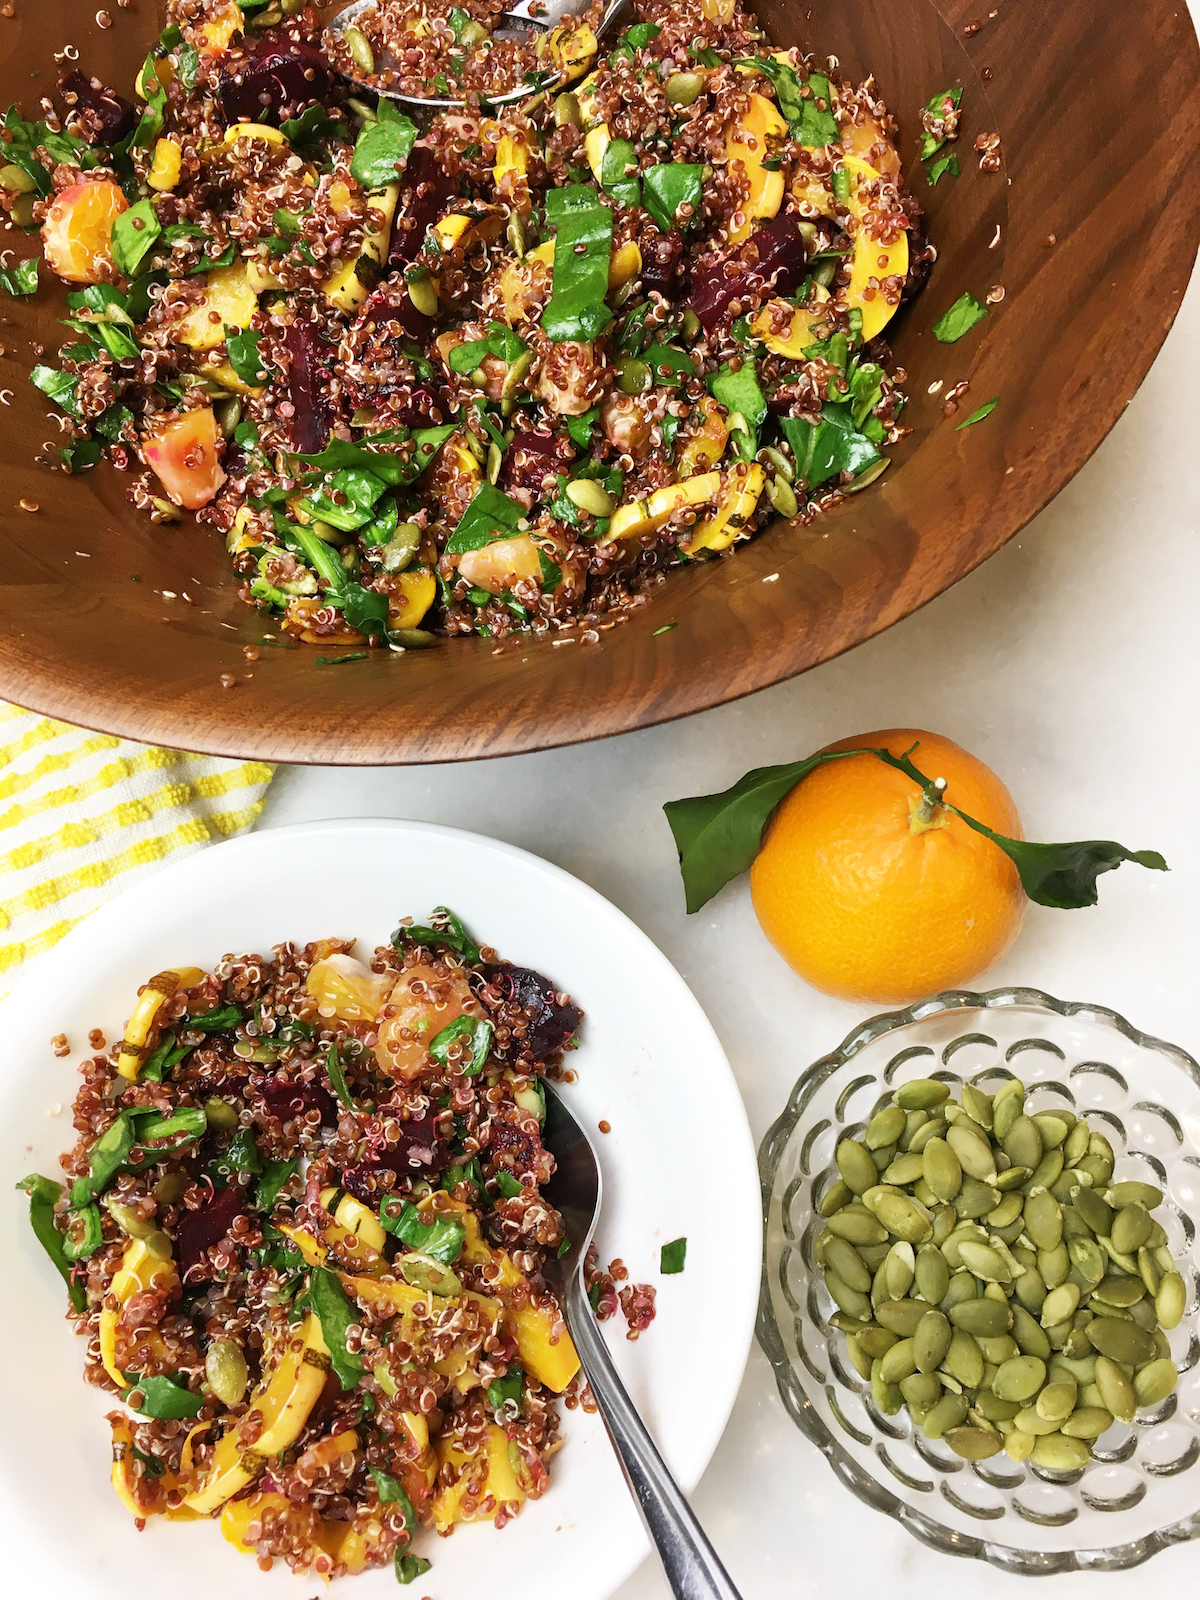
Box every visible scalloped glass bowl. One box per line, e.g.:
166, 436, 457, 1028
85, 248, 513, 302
757, 989, 1200, 1574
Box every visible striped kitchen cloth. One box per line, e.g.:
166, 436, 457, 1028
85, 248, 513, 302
0, 703, 274, 987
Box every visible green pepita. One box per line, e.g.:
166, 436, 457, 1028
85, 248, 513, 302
870, 1357, 904, 1415
879, 1338, 918, 1384
884, 1240, 916, 1299
1035, 1378, 1077, 1422
957, 1240, 1012, 1283
1005, 1428, 1036, 1462
871, 1191, 934, 1244
993, 1354, 1046, 1403
895, 1078, 950, 1111
1032, 1112, 1070, 1149
914, 1309, 953, 1373
987, 1193, 1024, 1230
837, 1138, 880, 1196
921, 1137, 962, 1202
1003, 1114, 1043, 1171
1060, 1406, 1113, 1438
1133, 1357, 1178, 1407
922, 1391, 969, 1439
875, 1298, 928, 1337
1091, 1273, 1145, 1309
943, 1328, 984, 1388
1094, 1355, 1137, 1424
824, 1236, 872, 1293
1110, 1202, 1153, 1255
1039, 1282, 1081, 1327
864, 1104, 907, 1149
901, 1370, 943, 1409
1156, 1271, 1187, 1330
948, 1298, 1009, 1337
908, 1117, 945, 1154
1087, 1315, 1155, 1365
944, 1425, 1003, 1461
818, 1178, 854, 1217
825, 1208, 887, 1246
1038, 1243, 1070, 1290
1067, 1237, 1105, 1288
1106, 1181, 1163, 1211
947, 1121, 997, 1182
881, 1152, 926, 1187
915, 1245, 950, 1305
1031, 1434, 1090, 1471
1138, 1246, 1163, 1297
1010, 1304, 1051, 1359
1024, 1189, 1063, 1252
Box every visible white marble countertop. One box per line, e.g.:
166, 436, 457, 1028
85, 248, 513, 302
255, 223, 1200, 1600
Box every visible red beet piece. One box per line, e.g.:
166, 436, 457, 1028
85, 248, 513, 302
341, 1113, 446, 1201
59, 69, 137, 144
219, 31, 330, 126
638, 229, 683, 297
499, 423, 575, 500
258, 1074, 338, 1127
177, 1183, 243, 1276
281, 319, 333, 455
689, 216, 808, 333
481, 964, 582, 1062
387, 146, 455, 269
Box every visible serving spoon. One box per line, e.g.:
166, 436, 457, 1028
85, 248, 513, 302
326, 0, 629, 111
539, 1081, 745, 1600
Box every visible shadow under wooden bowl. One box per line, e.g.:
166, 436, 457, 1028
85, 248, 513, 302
0, 0, 1196, 763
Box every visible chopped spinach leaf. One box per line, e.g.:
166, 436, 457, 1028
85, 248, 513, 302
30, 364, 81, 417
396, 1552, 432, 1585
428, 1015, 493, 1078
932, 291, 989, 344
110, 198, 161, 278
16, 1174, 85, 1310
350, 97, 418, 189
445, 482, 525, 555
487, 1366, 524, 1409
542, 184, 613, 343
305, 1265, 365, 1389
123, 1373, 204, 1419
379, 1197, 466, 1264
955, 396, 999, 430
780, 403, 882, 489
642, 162, 703, 233
926, 152, 960, 186
0, 255, 37, 296
661, 1237, 687, 1274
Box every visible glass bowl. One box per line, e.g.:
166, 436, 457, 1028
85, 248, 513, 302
757, 988, 1200, 1574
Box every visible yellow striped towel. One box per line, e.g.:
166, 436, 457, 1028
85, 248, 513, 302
0, 703, 273, 986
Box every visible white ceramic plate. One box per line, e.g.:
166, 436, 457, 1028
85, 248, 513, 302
0, 819, 759, 1599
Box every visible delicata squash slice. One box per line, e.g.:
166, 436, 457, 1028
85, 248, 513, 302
20, 906, 618, 1581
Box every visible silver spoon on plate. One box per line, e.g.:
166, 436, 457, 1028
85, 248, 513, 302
325, 0, 629, 111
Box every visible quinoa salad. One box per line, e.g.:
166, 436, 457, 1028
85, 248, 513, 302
17, 908, 617, 1582
9, 0, 933, 649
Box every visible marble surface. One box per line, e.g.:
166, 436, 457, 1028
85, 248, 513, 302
255, 218, 1200, 1600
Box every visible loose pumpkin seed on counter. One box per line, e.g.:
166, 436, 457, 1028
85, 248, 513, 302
817, 1076, 1187, 1466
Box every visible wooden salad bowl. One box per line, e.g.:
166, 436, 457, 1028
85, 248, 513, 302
0, 0, 1196, 763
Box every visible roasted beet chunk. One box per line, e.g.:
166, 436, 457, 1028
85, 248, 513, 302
387, 146, 455, 269
499, 422, 575, 502
219, 31, 330, 126
59, 69, 137, 144
341, 1114, 446, 1201
690, 218, 808, 334
481, 964, 582, 1062
177, 1183, 244, 1277
638, 228, 683, 296
282, 319, 333, 455
258, 1074, 338, 1127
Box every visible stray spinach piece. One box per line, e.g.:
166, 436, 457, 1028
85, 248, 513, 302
920, 85, 963, 161
186, 1003, 244, 1032
396, 1552, 432, 1585
212, 1126, 262, 1185
303, 465, 389, 531
16, 1174, 85, 1310
556, 1235, 572, 1258
642, 162, 703, 233
642, 343, 695, 386
130, 1445, 166, 1478
256, 1156, 298, 1211
294, 423, 458, 488
926, 152, 960, 186
567, 407, 599, 451
0, 256, 37, 296
428, 1015, 494, 1078
932, 291, 989, 344
124, 1373, 204, 1419
30, 364, 81, 417
110, 197, 161, 277
392, 906, 483, 963
224, 325, 273, 388
487, 1366, 524, 1410
60, 439, 102, 473
350, 98, 418, 189
955, 396, 999, 430
379, 1196, 466, 1265
661, 1237, 687, 1274
371, 1467, 417, 1527
305, 1266, 365, 1389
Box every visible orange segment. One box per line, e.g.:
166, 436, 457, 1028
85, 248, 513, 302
40, 180, 128, 283
749, 729, 1026, 1004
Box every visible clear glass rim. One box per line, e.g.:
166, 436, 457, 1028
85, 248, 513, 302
755, 985, 1200, 1576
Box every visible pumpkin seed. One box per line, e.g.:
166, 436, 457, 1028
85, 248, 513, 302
973, 1390, 1020, 1421
1110, 1202, 1153, 1255
1040, 1283, 1081, 1327
882, 1152, 926, 1187
398, 1252, 461, 1296
901, 1370, 943, 1409
872, 1191, 934, 1244
915, 1245, 950, 1304
992, 1081, 1025, 1142
1091, 1273, 1145, 1308
1010, 1304, 1051, 1359
875, 1298, 928, 1337
1138, 1250, 1163, 1298
1035, 1378, 1077, 1422
865, 1104, 907, 1149
960, 1083, 994, 1127
1087, 1315, 1155, 1364
1003, 1114, 1043, 1171
553, 92, 582, 128
957, 1180, 1003, 1220
1106, 1181, 1163, 1210
1015, 1264, 1047, 1313
1094, 1355, 1137, 1423
993, 1354, 1046, 1403
1068, 1237, 1105, 1287
977, 1334, 1019, 1366
845, 1334, 873, 1380
1033, 1113, 1070, 1149
895, 1078, 951, 1111
942, 1270, 979, 1310
205, 1338, 249, 1407
1134, 1357, 1178, 1407
879, 1338, 918, 1384
1005, 1428, 1036, 1462
1156, 1271, 1187, 1330
1064, 1121, 1090, 1165
909, 1117, 946, 1154
1038, 1244, 1070, 1289
922, 1137, 962, 1202
407, 274, 439, 317
949, 1298, 1009, 1337
914, 1309, 953, 1372
958, 1240, 1012, 1283
837, 1137, 879, 1195
819, 1178, 854, 1217
995, 1165, 1032, 1192
923, 1391, 969, 1438
945, 1425, 1003, 1461
870, 1357, 904, 1415
1031, 1434, 1090, 1471
884, 1240, 916, 1299
987, 1193, 1024, 1230
912, 1178, 938, 1208
1060, 1406, 1113, 1438
1051, 1351, 1097, 1386
1012, 1405, 1061, 1436
1029, 1150, 1065, 1192
943, 1329, 984, 1387
664, 70, 706, 106
855, 1327, 897, 1358
566, 477, 614, 517
825, 1208, 887, 1246
824, 1236, 871, 1293
1146, 1220, 1168, 1249
1024, 1189, 1064, 1251
932, 1205, 958, 1246
948, 1121, 997, 1182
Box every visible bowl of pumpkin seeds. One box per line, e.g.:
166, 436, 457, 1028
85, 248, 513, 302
758, 988, 1200, 1573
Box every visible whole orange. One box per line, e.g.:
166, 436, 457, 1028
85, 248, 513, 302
749, 729, 1027, 1004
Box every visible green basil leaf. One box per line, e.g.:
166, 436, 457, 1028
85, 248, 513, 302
955, 396, 999, 430
110, 197, 161, 277
379, 1197, 466, 1265
641, 162, 703, 233
779, 403, 882, 489
396, 1552, 432, 1585
926, 152, 960, 186
306, 1265, 365, 1389
428, 1014, 493, 1078
0, 255, 37, 296
224, 325, 273, 388
661, 1237, 687, 1274
124, 1373, 204, 1419
30, 364, 81, 417
350, 98, 418, 189
542, 184, 614, 343
256, 1157, 299, 1211
920, 84, 963, 160
486, 1366, 523, 1409
932, 291, 989, 344
445, 481, 526, 555
16, 1173, 85, 1310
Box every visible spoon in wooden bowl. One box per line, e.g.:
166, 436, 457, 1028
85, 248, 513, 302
325, 0, 629, 111
538, 1080, 745, 1600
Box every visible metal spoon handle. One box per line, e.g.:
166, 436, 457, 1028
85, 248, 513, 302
565, 1272, 744, 1600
